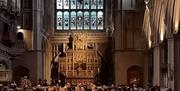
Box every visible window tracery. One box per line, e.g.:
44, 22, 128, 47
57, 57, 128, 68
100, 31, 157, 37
56, 0, 104, 30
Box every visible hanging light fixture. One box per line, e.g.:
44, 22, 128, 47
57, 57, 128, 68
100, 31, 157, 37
17, 25, 21, 29
144, 0, 150, 5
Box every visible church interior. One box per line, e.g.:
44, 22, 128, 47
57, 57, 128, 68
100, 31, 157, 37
0, 0, 179, 90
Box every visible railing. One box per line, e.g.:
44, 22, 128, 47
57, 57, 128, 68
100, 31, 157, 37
0, 69, 12, 81
0, 40, 25, 60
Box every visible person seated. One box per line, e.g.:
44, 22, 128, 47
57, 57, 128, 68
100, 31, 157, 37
91, 83, 96, 91
75, 83, 85, 91
86, 83, 92, 91
3, 86, 9, 91
9, 81, 17, 89
37, 79, 43, 86
20, 76, 32, 89
42, 79, 48, 86
0, 84, 3, 90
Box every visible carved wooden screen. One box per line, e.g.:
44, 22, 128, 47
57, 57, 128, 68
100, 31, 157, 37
57, 33, 101, 85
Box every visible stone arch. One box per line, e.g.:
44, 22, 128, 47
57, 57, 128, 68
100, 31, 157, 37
12, 66, 29, 85
2, 23, 9, 42
17, 32, 24, 40
127, 65, 143, 87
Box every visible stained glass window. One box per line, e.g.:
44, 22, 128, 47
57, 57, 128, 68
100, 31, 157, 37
97, 0, 103, 9
56, 0, 104, 30
91, 0, 96, 9
71, 0, 76, 9
64, 0, 69, 9
77, 11, 83, 29
77, 0, 83, 9
57, 0, 62, 9
57, 11, 63, 29
97, 11, 103, 29
84, 11, 90, 29
91, 11, 96, 29
64, 11, 69, 30
84, 0, 89, 9
71, 11, 76, 29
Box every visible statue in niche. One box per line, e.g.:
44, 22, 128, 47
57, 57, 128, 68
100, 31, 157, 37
68, 35, 73, 49
73, 33, 87, 50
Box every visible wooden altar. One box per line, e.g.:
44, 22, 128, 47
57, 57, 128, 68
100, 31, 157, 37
58, 33, 101, 85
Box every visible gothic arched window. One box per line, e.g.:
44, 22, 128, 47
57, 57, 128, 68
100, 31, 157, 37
56, 0, 104, 31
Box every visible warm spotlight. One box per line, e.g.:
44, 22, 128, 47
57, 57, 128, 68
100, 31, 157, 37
144, 0, 150, 5
160, 32, 164, 42
148, 40, 152, 48
17, 29, 24, 33
174, 21, 179, 33
17, 26, 21, 29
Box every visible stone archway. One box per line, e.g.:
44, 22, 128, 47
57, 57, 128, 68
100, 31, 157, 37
17, 32, 24, 40
127, 65, 143, 87
13, 66, 29, 85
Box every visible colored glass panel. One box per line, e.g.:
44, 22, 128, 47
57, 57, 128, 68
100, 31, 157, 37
91, 11, 96, 29
71, 11, 76, 29
57, 0, 62, 9
97, 11, 103, 29
64, 11, 69, 30
84, 11, 90, 29
77, 11, 83, 29
57, 11, 63, 29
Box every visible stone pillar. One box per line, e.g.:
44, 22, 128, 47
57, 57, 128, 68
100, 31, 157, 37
167, 35, 180, 91
153, 46, 160, 86
167, 38, 174, 90
172, 35, 180, 91
32, 0, 43, 82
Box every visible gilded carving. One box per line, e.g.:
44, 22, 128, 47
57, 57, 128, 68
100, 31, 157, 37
73, 33, 87, 50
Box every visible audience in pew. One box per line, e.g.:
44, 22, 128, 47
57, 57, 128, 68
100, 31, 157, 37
0, 79, 169, 91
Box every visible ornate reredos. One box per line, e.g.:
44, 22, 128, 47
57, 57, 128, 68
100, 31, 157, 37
72, 32, 88, 50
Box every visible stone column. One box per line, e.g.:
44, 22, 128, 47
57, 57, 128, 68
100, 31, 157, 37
173, 35, 180, 91
32, 0, 43, 82
153, 46, 160, 86
167, 38, 174, 90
